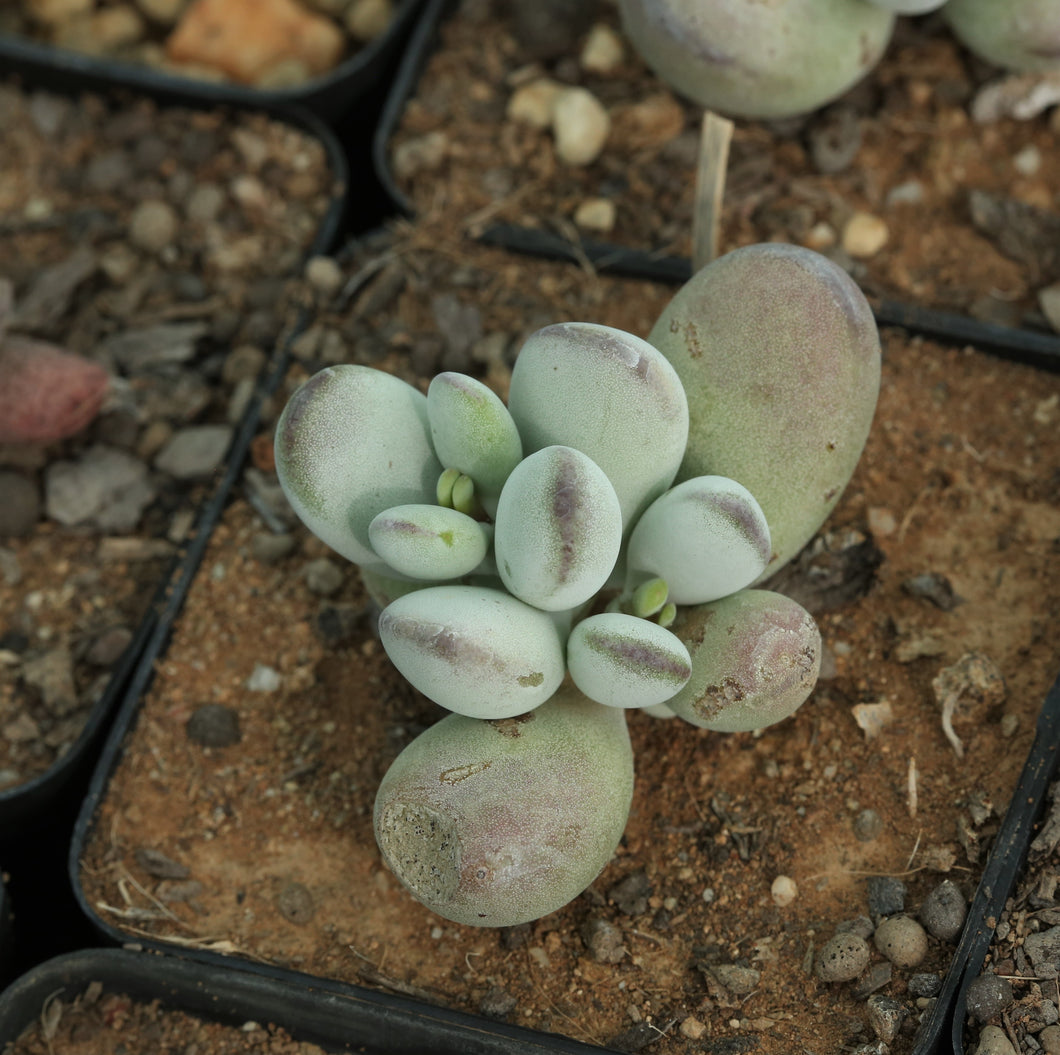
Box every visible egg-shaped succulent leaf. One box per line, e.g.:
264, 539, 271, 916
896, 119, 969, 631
943, 0, 1060, 74
507, 323, 689, 530
374, 685, 634, 927
427, 373, 523, 502
359, 567, 440, 610
378, 585, 565, 719
369, 504, 491, 581
649, 243, 880, 581
626, 476, 771, 605
275, 365, 442, 568
568, 613, 691, 709
617, 0, 893, 120
495, 445, 622, 612
667, 589, 821, 732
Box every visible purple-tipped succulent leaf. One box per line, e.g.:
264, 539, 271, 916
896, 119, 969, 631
369, 504, 491, 581
374, 686, 634, 927
507, 323, 689, 531
667, 589, 821, 732
377, 585, 565, 719
494, 445, 623, 612
274, 365, 442, 569
626, 475, 771, 605
568, 613, 692, 708
648, 243, 881, 582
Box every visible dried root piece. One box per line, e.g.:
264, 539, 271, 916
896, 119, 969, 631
931, 652, 1006, 759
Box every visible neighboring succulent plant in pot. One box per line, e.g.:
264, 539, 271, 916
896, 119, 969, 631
274, 243, 882, 928
615, 0, 896, 120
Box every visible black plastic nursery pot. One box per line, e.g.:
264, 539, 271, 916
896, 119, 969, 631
949, 673, 1060, 1055
0, 76, 349, 838
0, 0, 424, 125
0, 947, 618, 1054
373, 0, 1060, 372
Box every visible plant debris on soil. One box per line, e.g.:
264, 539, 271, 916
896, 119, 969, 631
3, 980, 331, 1055
0, 79, 337, 790
389, 1, 1060, 333
76, 224, 1060, 1055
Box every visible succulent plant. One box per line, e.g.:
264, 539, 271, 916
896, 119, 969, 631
616, 0, 895, 120
0, 278, 110, 446
943, 0, 1060, 74
275, 245, 881, 926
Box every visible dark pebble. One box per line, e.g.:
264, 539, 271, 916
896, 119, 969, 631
902, 572, 964, 610
607, 1022, 661, 1053
867, 875, 906, 921
0, 631, 30, 654
134, 846, 190, 880
808, 104, 862, 174
185, 703, 241, 748
852, 961, 893, 1000
919, 879, 967, 942
965, 974, 1014, 1024
276, 881, 315, 924
0, 472, 41, 538
478, 986, 517, 1019
85, 626, 133, 667
315, 602, 367, 646
608, 870, 651, 916
853, 808, 882, 843
908, 973, 942, 998
500, 923, 531, 950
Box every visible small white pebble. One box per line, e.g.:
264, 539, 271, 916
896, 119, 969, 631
771, 875, 798, 907
580, 23, 625, 74
574, 197, 616, 232
507, 78, 563, 130
551, 87, 610, 166
842, 212, 889, 259
1013, 144, 1041, 177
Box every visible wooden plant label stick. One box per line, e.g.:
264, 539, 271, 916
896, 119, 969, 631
691, 110, 734, 272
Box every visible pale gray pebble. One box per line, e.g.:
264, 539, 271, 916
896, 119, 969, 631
965, 973, 1015, 1024
874, 915, 928, 969
608, 870, 651, 916
21, 646, 78, 715
1042, 1003, 1060, 1028
226, 377, 256, 425
710, 964, 761, 995
850, 1044, 888, 1055
581, 918, 625, 963
246, 663, 281, 692
85, 626, 133, 667
816, 933, 871, 982
251, 532, 296, 564
221, 344, 267, 385
304, 255, 345, 297
1040, 1024, 1060, 1055
277, 881, 315, 924
154, 424, 234, 479
867, 994, 907, 1044
479, 985, 518, 1019
908, 973, 942, 998
974, 1025, 1017, 1055
304, 557, 344, 596
0, 472, 41, 537
45, 445, 156, 531
853, 808, 883, 842
867, 875, 906, 921
1025, 926, 1060, 979
919, 879, 967, 942
129, 199, 179, 255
